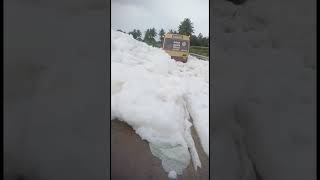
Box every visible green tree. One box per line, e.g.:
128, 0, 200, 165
202, 36, 209, 47
136, 30, 142, 41
128, 29, 142, 40
143, 28, 157, 46
149, 28, 157, 38
197, 33, 209, 47
159, 29, 166, 43
178, 18, 194, 36
190, 33, 209, 47
190, 35, 199, 46
197, 33, 204, 45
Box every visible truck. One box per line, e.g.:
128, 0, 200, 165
162, 33, 190, 63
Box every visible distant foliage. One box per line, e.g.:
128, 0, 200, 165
168, 29, 178, 34
190, 33, 209, 47
143, 28, 157, 47
127, 18, 208, 47
178, 18, 194, 36
159, 29, 166, 44
128, 29, 142, 41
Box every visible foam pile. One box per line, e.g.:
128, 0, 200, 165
111, 30, 208, 175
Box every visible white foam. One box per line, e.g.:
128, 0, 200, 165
168, 170, 177, 179
111, 30, 209, 174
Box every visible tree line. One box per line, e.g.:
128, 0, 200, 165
116, 18, 209, 48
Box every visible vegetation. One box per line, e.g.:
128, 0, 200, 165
159, 29, 165, 44
178, 18, 194, 36
190, 33, 209, 47
122, 18, 209, 51
128, 29, 142, 41
168, 29, 178, 34
189, 46, 209, 57
143, 28, 157, 47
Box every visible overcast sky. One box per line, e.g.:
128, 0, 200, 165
111, 0, 209, 38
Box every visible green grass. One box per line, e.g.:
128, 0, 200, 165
189, 46, 209, 57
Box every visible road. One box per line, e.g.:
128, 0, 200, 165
111, 120, 209, 180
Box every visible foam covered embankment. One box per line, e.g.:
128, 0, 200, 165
111, 30, 208, 175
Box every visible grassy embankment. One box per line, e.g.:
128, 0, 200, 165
189, 46, 209, 57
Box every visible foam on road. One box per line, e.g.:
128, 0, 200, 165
111, 30, 208, 175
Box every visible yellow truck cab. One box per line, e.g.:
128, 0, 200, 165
162, 33, 190, 63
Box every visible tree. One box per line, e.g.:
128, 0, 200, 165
143, 29, 149, 42
201, 35, 209, 47
178, 18, 194, 36
197, 33, 204, 45
159, 29, 165, 43
149, 28, 157, 38
202, 36, 209, 47
136, 30, 142, 41
168, 29, 178, 34
128, 29, 142, 40
197, 33, 209, 47
190, 33, 209, 47
143, 28, 157, 46
190, 35, 199, 46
